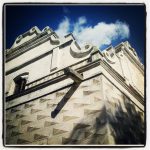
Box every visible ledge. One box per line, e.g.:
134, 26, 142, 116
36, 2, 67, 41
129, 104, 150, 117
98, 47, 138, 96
64, 67, 83, 83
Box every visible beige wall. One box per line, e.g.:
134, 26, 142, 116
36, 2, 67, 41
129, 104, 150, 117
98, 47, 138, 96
5, 30, 145, 145
102, 46, 144, 96
6, 40, 54, 72
5, 74, 144, 145
126, 56, 144, 95
5, 36, 92, 94
6, 53, 52, 92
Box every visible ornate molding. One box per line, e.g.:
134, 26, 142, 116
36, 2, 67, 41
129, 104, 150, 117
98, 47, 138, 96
49, 34, 60, 45
103, 46, 118, 64
115, 42, 144, 74
70, 41, 93, 58
42, 26, 53, 34
11, 26, 41, 49
6, 32, 53, 62
116, 48, 124, 58
6, 26, 58, 62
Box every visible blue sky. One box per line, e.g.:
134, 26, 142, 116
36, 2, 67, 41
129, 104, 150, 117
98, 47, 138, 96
5, 4, 145, 63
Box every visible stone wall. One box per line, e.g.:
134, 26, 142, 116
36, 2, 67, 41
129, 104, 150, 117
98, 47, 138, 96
5, 26, 144, 146
5, 74, 144, 145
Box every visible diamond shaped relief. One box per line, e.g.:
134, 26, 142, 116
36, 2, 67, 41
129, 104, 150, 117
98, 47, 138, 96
53, 128, 68, 135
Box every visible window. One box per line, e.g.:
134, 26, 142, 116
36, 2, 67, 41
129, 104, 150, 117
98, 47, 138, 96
13, 72, 29, 94
7, 72, 29, 96
14, 77, 26, 94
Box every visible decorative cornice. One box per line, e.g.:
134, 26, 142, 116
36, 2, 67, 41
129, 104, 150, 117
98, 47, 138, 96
103, 46, 118, 64
123, 49, 144, 74
11, 26, 42, 49
115, 42, 144, 74
6, 32, 53, 62
70, 41, 93, 58
6, 26, 61, 62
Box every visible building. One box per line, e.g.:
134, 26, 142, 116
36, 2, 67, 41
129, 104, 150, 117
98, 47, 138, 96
4, 26, 145, 145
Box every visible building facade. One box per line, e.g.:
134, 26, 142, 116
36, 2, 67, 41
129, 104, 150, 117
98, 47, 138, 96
5, 26, 145, 145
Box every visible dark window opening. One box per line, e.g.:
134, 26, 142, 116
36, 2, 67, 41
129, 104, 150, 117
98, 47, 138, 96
14, 77, 27, 94
13, 72, 29, 94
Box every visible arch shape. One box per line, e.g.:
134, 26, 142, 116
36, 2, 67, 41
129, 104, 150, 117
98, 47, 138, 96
13, 72, 29, 82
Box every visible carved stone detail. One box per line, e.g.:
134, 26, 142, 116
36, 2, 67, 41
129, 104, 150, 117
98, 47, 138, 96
12, 26, 41, 49
42, 26, 53, 34
116, 50, 124, 58
49, 35, 60, 45
70, 41, 93, 58
103, 47, 117, 64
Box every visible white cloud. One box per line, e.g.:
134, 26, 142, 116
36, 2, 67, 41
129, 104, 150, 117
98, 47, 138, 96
55, 16, 130, 48
55, 17, 70, 37
78, 16, 87, 25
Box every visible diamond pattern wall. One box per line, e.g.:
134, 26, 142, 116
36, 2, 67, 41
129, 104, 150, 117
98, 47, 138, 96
5, 75, 144, 145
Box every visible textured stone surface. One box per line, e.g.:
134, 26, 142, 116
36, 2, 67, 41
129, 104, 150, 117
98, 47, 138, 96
5, 26, 144, 145
5, 75, 144, 145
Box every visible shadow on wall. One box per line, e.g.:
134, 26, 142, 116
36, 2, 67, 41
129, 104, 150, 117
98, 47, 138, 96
5, 83, 80, 145
62, 95, 145, 145
6, 82, 145, 145
51, 83, 80, 118
109, 97, 145, 144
